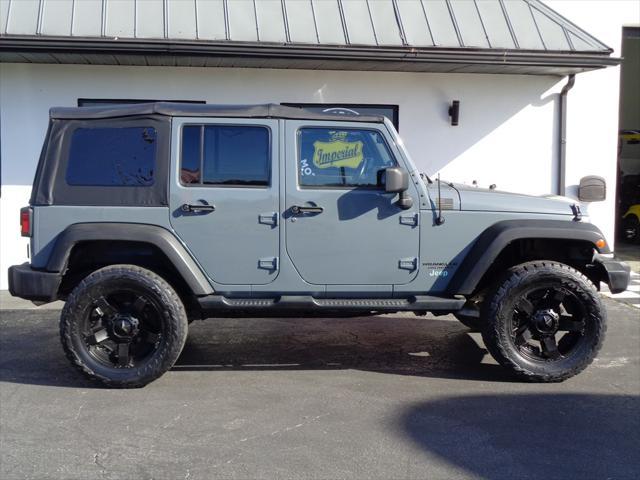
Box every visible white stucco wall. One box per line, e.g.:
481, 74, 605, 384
545, 0, 639, 252
1, 0, 636, 290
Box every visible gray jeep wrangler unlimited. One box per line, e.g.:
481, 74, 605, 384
9, 103, 630, 387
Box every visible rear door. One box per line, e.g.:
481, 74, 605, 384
169, 118, 279, 286
284, 121, 420, 287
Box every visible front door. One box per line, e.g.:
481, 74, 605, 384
284, 121, 420, 287
169, 118, 279, 286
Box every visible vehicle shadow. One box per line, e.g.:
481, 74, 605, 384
0, 311, 512, 388
396, 393, 640, 479
175, 315, 511, 381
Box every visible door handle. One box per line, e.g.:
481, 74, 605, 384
181, 203, 215, 213
291, 205, 323, 215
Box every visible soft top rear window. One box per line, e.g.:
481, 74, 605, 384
66, 127, 157, 186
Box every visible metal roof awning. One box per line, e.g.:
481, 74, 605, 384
0, 0, 619, 76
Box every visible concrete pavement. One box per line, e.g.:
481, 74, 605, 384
1, 298, 638, 480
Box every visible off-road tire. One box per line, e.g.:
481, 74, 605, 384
60, 265, 188, 388
481, 261, 606, 382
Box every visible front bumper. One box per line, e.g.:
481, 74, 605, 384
8, 263, 62, 303
593, 254, 631, 294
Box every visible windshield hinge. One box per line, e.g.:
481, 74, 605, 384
571, 204, 582, 222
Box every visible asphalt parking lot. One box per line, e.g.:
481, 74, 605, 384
1, 298, 638, 480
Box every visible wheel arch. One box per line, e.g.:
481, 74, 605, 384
447, 219, 611, 297
48, 223, 213, 297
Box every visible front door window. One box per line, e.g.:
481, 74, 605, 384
297, 128, 396, 188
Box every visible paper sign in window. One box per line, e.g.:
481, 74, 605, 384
312, 132, 363, 169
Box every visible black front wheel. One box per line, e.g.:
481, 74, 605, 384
60, 265, 188, 388
482, 261, 606, 382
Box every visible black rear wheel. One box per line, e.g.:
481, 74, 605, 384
60, 265, 188, 388
482, 261, 606, 382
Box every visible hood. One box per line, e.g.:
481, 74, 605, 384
451, 183, 576, 216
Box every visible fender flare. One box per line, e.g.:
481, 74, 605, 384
447, 219, 610, 296
46, 223, 214, 295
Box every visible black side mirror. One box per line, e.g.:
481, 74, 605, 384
382, 167, 413, 209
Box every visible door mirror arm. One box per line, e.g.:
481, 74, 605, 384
396, 191, 414, 210
382, 167, 413, 210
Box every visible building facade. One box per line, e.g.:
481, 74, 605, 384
1, 0, 638, 289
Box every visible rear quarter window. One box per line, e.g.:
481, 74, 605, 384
66, 127, 157, 186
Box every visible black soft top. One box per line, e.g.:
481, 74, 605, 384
49, 102, 386, 123
33, 103, 386, 207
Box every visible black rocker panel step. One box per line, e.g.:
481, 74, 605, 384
198, 295, 465, 312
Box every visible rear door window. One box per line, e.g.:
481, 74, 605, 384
66, 127, 157, 186
181, 125, 270, 186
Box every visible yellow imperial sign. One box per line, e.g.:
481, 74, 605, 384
312, 131, 363, 169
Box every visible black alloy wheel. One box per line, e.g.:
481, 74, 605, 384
82, 289, 164, 369
510, 285, 588, 362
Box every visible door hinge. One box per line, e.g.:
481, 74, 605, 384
258, 257, 279, 271
398, 257, 418, 271
400, 213, 419, 227
259, 212, 279, 227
